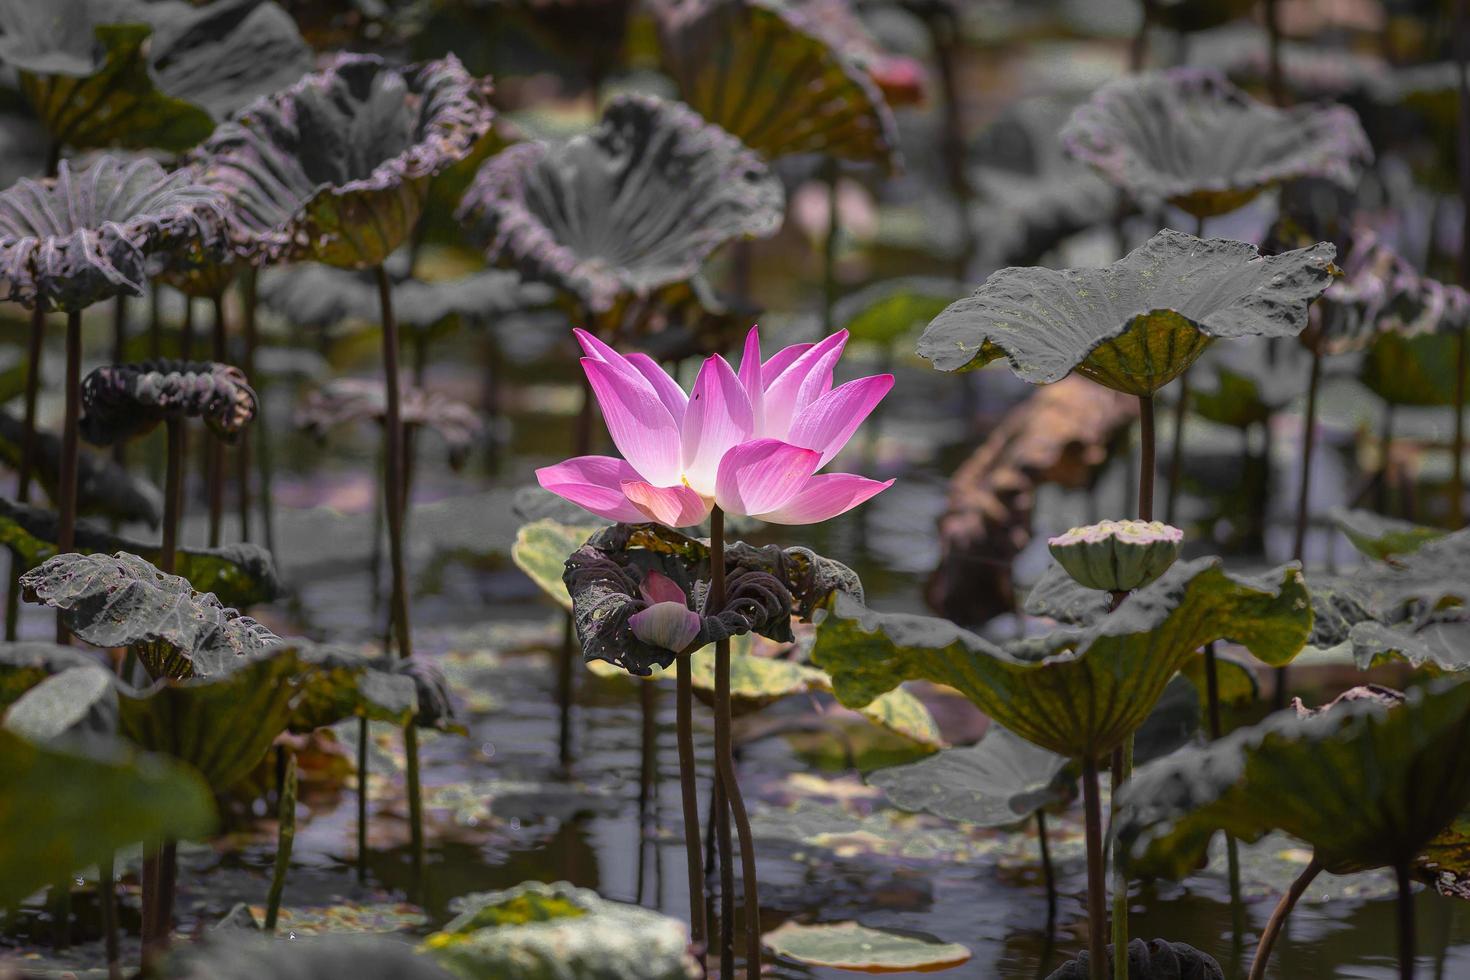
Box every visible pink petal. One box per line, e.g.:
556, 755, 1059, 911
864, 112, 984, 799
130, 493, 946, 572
714, 438, 821, 517
573, 327, 623, 364
626, 352, 688, 423
583, 357, 683, 487
754, 473, 894, 525
762, 342, 814, 381
639, 568, 688, 606
737, 326, 764, 427
621, 480, 711, 528
761, 330, 848, 439
535, 456, 647, 522
629, 601, 702, 653
788, 374, 895, 467
681, 354, 754, 496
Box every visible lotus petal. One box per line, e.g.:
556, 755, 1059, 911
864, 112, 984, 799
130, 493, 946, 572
919, 229, 1336, 394
81, 360, 258, 446
457, 93, 783, 314
1062, 68, 1371, 218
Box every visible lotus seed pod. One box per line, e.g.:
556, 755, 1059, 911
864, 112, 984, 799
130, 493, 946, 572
1047, 520, 1183, 593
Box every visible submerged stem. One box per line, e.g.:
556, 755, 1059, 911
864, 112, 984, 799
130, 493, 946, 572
1249, 855, 1322, 980
1080, 758, 1107, 980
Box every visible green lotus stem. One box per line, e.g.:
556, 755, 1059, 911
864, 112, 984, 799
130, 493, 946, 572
1248, 854, 1321, 980
711, 766, 732, 968
1036, 809, 1057, 930
207, 292, 228, 547
1456, 329, 1467, 529
922, 5, 974, 277
1204, 643, 1245, 942
1265, 0, 1286, 106
1455, 4, 1468, 527
240, 269, 273, 552
5, 303, 46, 641
823, 157, 840, 333
1080, 758, 1107, 980
373, 263, 424, 895
1138, 395, 1156, 520
99, 854, 118, 978
558, 613, 575, 768
1110, 738, 1133, 980
55, 310, 82, 644
111, 296, 127, 474
675, 647, 708, 962
1292, 349, 1323, 560
357, 715, 369, 884
1397, 861, 1417, 980
265, 748, 297, 933
636, 678, 658, 907
710, 506, 761, 978
1164, 368, 1190, 524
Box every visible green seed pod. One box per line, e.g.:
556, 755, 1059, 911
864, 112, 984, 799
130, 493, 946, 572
1047, 520, 1183, 593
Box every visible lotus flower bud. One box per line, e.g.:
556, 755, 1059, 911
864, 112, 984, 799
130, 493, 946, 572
627, 569, 702, 654
1047, 520, 1183, 593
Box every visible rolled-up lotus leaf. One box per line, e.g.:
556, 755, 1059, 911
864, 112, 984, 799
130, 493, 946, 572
81, 360, 258, 445
1061, 68, 1371, 218
918, 230, 1336, 393
1045, 938, 1224, 980
1115, 682, 1470, 877
655, 0, 899, 171
0, 156, 227, 312
20, 551, 278, 680
457, 93, 783, 315
297, 377, 483, 469
0, 407, 162, 527
0, 497, 279, 608
0, 0, 311, 154
1047, 520, 1183, 593
811, 557, 1311, 760
563, 522, 862, 675
166, 933, 458, 980
196, 53, 493, 268
422, 880, 701, 980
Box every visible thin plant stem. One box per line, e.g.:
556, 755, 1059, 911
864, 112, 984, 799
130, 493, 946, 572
1204, 644, 1245, 941
675, 650, 707, 962
558, 614, 575, 769
1110, 738, 1133, 980
1036, 809, 1057, 930
1455, 0, 1469, 527
636, 679, 657, 907
49, 878, 68, 951
1379, 404, 1396, 515
373, 264, 423, 894
923, 4, 973, 278
823, 157, 840, 332
99, 854, 119, 980
716, 772, 734, 972
1398, 861, 1417, 980
1130, 0, 1150, 71
1455, 331, 1466, 528
240, 270, 274, 553
710, 507, 761, 977
1248, 855, 1322, 980
1292, 349, 1323, 560
1164, 368, 1191, 524
55, 310, 82, 644
5, 303, 46, 641
207, 293, 227, 547
111, 296, 127, 472
1138, 394, 1156, 520
161, 420, 184, 577
1265, 0, 1286, 105
1081, 758, 1107, 980
357, 715, 369, 884
265, 748, 297, 933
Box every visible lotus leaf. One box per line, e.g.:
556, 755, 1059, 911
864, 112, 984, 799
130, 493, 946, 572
0, 156, 227, 312
165, 933, 456, 980
0, 641, 99, 711
1190, 341, 1310, 430
284, 642, 423, 733
0, 725, 214, 907
298, 378, 482, 468
81, 360, 259, 446
3, 665, 118, 741
869, 723, 1070, 827
422, 880, 701, 980
0, 407, 162, 526
1330, 507, 1446, 561
564, 521, 862, 674
655, 0, 899, 171
1045, 939, 1224, 980
1061, 68, 1371, 217
20, 551, 279, 679
0, 497, 280, 608
1117, 683, 1470, 877
197, 53, 493, 268
1359, 284, 1470, 407
836, 276, 962, 347
512, 518, 606, 610
456, 93, 783, 314
811, 557, 1312, 759
761, 920, 970, 972
918, 230, 1336, 394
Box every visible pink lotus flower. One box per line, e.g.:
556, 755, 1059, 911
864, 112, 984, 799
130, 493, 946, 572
537, 326, 894, 527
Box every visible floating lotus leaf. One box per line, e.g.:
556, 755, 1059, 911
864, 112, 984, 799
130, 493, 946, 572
869, 723, 1070, 828
1047, 520, 1183, 593
3, 665, 118, 742
0, 407, 162, 527
81, 360, 258, 446
457, 93, 783, 315
422, 880, 701, 980
1115, 682, 1470, 876
836, 276, 961, 347
298, 378, 483, 469
0, 0, 311, 154
20, 551, 279, 680
0, 725, 214, 907
811, 557, 1311, 760
1330, 507, 1446, 561
761, 920, 971, 973
918, 230, 1336, 393
197, 53, 494, 268
0, 497, 279, 608
166, 933, 456, 980
0, 156, 227, 312
512, 518, 606, 611
1061, 68, 1371, 218
1045, 939, 1224, 980
655, 0, 900, 170
564, 522, 862, 675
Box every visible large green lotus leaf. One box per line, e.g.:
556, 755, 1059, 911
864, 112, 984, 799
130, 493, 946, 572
0, 407, 162, 527
20, 551, 279, 679
1045, 939, 1225, 980
298, 378, 483, 469
655, 0, 899, 171
918, 230, 1336, 393
457, 93, 783, 315
165, 933, 456, 980
812, 557, 1311, 759
869, 723, 1069, 828
836, 277, 962, 347
1190, 341, 1310, 430
1360, 319, 1470, 407
0, 0, 311, 154
0, 155, 227, 312
1061, 68, 1370, 218
0, 726, 214, 907
512, 518, 607, 610
0, 642, 99, 712
197, 53, 493, 269
1348, 527, 1470, 613
2, 664, 118, 741
81, 360, 259, 446
283, 641, 422, 733
761, 920, 971, 973
1348, 617, 1470, 673
1116, 682, 1470, 876
1330, 507, 1446, 561
0, 498, 279, 608
422, 880, 701, 980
